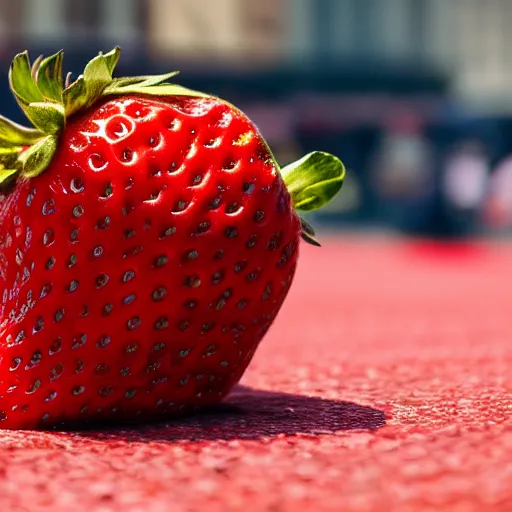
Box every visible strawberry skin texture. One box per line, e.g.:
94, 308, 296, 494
0, 95, 301, 428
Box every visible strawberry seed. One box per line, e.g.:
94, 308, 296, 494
99, 386, 113, 397
32, 317, 43, 333
43, 229, 54, 246
95, 364, 109, 374
126, 316, 141, 330
122, 270, 136, 282
26, 380, 41, 394
42, 199, 55, 215
121, 148, 133, 162
154, 255, 168, 268
191, 174, 203, 186
159, 226, 176, 239
184, 275, 201, 288
49, 338, 62, 355
70, 177, 84, 193
10, 357, 21, 371
93, 245, 103, 258
72, 334, 87, 350
72, 205, 84, 217
179, 321, 190, 332
95, 273, 109, 288
154, 317, 169, 330
96, 335, 111, 348
123, 294, 136, 305
152, 286, 167, 301
72, 385, 85, 396
45, 391, 57, 402
103, 303, 113, 316
211, 270, 224, 285
67, 280, 79, 293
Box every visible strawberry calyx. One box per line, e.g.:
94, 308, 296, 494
0, 47, 209, 185
0, 47, 345, 245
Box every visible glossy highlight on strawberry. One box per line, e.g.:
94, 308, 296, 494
0, 48, 345, 429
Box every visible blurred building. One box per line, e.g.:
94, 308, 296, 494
0, 0, 509, 110
147, 0, 287, 65
0, 0, 512, 108
0, 0, 144, 51
0, 0, 509, 235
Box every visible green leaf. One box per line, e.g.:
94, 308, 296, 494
0, 147, 21, 184
30, 55, 44, 77
106, 71, 180, 90
0, 167, 19, 185
9, 51, 44, 104
102, 47, 121, 75
36, 50, 64, 102
22, 102, 65, 135
63, 76, 87, 115
18, 135, 58, 178
280, 151, 345, 212
103, 83, 209, 99
83, 51, 116, 90
0, 116, 43, 148
63, 48, 121, 117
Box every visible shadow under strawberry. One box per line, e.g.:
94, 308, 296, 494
56, 386, 386, 442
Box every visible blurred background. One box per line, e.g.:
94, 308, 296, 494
1, 0, 512, 238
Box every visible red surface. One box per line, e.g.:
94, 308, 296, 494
0, 235, 511, 512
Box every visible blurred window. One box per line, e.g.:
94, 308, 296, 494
65, 0, 101, 37
23, 0, 66, 39
0, 0, 22, 51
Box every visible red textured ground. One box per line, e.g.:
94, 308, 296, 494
0, 235, 511, 512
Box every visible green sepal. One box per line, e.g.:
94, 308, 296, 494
0, 147, 21, 187
0, 167, 19, 185
102, 47, 121, 75
103, 82, 209, 99
63, 77, 87, 116
300, 217, 321, 247
0, 147, 22, 184
9, 51, 44, 104
63, 47, 121, 117
280, 151, 345, 212
9, 51, 65, 134
83, 47, 119, 87
18, 135, 58, 178
35, 50, 64, 103
107, 71, 180, 89
21, 102, 64, 135
30, 55, 44, 78
0, 116, 43, 148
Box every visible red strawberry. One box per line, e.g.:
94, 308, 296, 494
0, 48, 344, 429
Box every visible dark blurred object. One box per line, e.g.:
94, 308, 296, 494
0, 0, 511, 239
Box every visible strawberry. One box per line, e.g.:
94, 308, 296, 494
0, 48, 344, 429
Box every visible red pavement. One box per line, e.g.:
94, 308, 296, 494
0, 235, 511, 512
